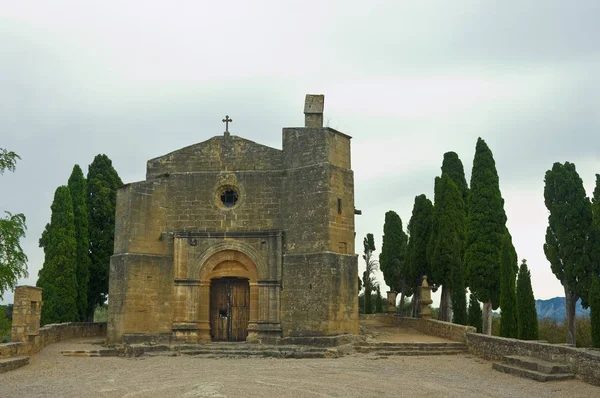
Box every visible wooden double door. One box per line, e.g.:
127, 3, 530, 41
210, 278, 250, 341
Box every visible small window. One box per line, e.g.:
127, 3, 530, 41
337, 198, 342, 214
221, 190, 239, 207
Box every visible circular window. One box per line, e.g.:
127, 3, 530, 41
220, 189, 239, 208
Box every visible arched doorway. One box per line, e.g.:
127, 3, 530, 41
197, 251, 259, 342
210, 277, 249, 341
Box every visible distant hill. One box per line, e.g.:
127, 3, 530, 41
535, 297, 590, 322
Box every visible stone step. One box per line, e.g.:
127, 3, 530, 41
0, 356, 29, 373
355, 345, 467, 353
61, 349, 119, 357
154, 348, 334, 359
375, 349, 467, 357
492, 362, 575, 382
503, 355, 571, 374
355, 342, 465, 348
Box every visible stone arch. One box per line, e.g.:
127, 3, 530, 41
192, 241, 267, 281
199, 249, 259, 283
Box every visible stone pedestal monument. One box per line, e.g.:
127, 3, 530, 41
418, 276, 433, 320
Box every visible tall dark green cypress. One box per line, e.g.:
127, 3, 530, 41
37, 186, 79, 325
429, 175, 466, 324
87, 154, 122, 319
499, 235, 518, 338
465, 138, 511, 335
467, 292, 483, 333
544, 162, 593, 345
516, 259, 538, 340
441, 151, 469, 201
379, 211, 408, 295
406, 194, 434, 317
68, 165, 91, 321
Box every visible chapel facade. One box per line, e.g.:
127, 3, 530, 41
107, 95, 358, 344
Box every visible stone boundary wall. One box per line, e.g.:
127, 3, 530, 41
0, 322, 106, 358
0, 342, 23, 358
359, 314, 475, 343
467, 333, 600, 386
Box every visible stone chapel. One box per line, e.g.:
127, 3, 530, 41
107, 95, 358, 344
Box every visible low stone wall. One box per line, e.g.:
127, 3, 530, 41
467, 333, 600, 386
2, 322, 106, 358
359, 314, 475, 343
0, 342, 24, 358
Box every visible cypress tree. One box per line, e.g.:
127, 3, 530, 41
429, 175, 467, 324
468, 292, 483, 333
406, 194, 434, 317
499, 234, 518, 338
543, 162, 593, 345
516, 259, 538, 340
379, 211, 409, 312
590, 276, 600, 348
375, 285, 384, 313
465, 138, 511, 335
37, 186, 79, 325
87, 154, 122, 319
379, 211, 408, 294
441, 151, 469, 201
68, 165, 91, 321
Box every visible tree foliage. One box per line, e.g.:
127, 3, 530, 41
590, 276, 600, 348
441, 151, 469, 201
0, 149, 28, 299
465, 138, 510, 314
37, 186, 79, 325
68, 165, 91, 321
379, 211, 408, 294
516, 259, 538, 340
375, 285, 384, 313
468, 292, 483, 333
429, 175, 467, 323
87, 154, 122, 318
543, 162, 593, 345
362, 233, 378, 314
499, 234, 518, 338
407, 195, 433, 291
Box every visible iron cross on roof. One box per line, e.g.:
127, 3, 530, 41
222, 115, 232, 136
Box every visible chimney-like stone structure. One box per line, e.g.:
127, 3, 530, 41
11, 286, 42, 344
304, 94, 324, 127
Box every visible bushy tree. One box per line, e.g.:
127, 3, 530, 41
465, 138, 511, 335
37, 186, 79, 325
362, 233, 378, 314
516, 259, 538, 340
440, 151, 469, 201
406, 194, 434, 317
68, 165, 91, 321
468, 292, 483, 333
87, 154, 122, 318
0, 149, 28, 299
544, 162, 593, 345
499, 235, 518, 338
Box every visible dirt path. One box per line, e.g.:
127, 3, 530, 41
3, 337, 598, 397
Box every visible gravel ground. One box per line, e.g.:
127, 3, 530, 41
2, 338, 599, 397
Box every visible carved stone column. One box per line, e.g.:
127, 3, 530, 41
419, 276, 433, 320
386, 291, 397, 313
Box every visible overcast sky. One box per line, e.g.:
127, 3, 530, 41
1, 1, 599, 306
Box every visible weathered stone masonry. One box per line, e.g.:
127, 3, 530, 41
107, 95, 359, 344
